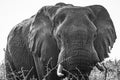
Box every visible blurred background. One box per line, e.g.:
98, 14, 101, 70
0, 0, 120, 63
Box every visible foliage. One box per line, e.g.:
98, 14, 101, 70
0, 60, 6, 80
1, 59, 120, 80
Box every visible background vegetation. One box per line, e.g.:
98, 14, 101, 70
1, 59, 120, 80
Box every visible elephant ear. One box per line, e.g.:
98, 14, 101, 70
29, 4, 68, 53
89, 5, 117, 62
29, 6, 59, 53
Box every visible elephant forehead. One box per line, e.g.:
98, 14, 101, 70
56, 16, 94, 36
55, 6, 88, 15
54, 7, 97, 40
55, 15, 86, 33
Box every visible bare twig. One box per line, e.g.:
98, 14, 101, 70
46, 57, 52, 73
23, 67, 33, 80
43, 65, 57, 79
43, 55, 78, 79
76, 67, 85, 80
7, 61, 18, 80
102, 63, 107, 80
21, 67, 26, 78
44, 54, 87, 79
26, 67, 33, 78
4, 48, 18, 79
63, 68, 78, 80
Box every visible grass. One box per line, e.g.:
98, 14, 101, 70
1, 59, 120, 80
89, 59, 120, 80
0, 60, 6, 80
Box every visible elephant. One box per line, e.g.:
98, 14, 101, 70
56, 4, 117, 80
5, 2, 116, 80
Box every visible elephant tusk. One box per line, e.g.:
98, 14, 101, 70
96, 62, 105, 72
57, 64, 64, 77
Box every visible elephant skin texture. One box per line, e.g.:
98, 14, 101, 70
5, 2, 116, 80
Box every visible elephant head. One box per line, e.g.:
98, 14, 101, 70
53, 5, 116, 79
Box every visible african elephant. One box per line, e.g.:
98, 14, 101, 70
5, 2, 116, 80
56, 4, 116, 80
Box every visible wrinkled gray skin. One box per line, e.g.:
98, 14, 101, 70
5, 2, 116, 80
54, 3, 116, 80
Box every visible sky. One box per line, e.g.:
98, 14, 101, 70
0, 0, 120, 63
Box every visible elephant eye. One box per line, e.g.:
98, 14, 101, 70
94, 33, 97, 39
56, 32, 62, 41
54, 13, 66, 26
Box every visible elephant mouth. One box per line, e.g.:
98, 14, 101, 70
57, 49, 96, 79
60, 49, 95, 72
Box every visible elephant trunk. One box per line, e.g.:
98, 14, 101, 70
67, 50, 93, 71
57, 50, 93, 77
57, 43, 99, 77
56, 33, 100, 77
